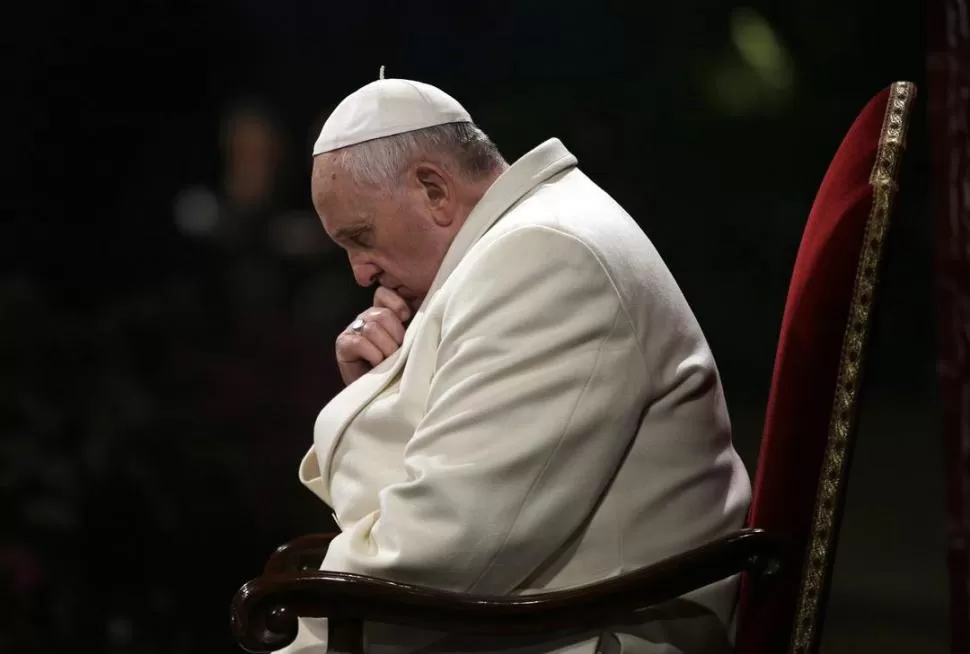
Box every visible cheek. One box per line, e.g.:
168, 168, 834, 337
386, 216, 430, 257
374, 209, 441, 283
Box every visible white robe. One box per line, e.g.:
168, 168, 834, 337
281, 139, 751, 654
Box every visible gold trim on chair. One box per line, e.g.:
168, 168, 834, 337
789, 81, 917, 654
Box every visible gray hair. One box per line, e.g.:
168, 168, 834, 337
329, 121, 506, 189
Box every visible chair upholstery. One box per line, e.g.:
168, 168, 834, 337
737, 80, 916, 654
230, 81, 917, 654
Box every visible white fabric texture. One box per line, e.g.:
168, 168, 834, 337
284, 138, 751, 653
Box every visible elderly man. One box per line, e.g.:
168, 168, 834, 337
284, 77, 751, 654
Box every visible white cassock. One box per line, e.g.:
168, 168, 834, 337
281, 138, 751, 654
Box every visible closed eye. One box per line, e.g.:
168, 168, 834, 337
334, 224, 374, 249
350, 232, 373, 248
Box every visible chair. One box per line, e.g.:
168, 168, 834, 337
231, 81, 917, 654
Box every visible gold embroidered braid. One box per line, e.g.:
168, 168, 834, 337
788, 81, 917, 654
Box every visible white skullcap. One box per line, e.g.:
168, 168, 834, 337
313, 78, 473, 156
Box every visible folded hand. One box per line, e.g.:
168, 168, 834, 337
336, 287, 411, 385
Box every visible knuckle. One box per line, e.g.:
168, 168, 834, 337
334, 337, 353, 355
368, 307, 393, 324
345, 334, 366, 352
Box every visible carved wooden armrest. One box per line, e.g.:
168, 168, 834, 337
232, 528, 782, 653
263, 533, 339, 575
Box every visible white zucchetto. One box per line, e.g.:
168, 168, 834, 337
313, 77, 473, 156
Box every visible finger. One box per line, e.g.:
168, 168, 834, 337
360, 320, 400, 357
364, 307, 406, 344
337, 334, 385, 368
374, 287, 411, 322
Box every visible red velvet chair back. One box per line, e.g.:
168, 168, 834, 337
735, 82, 916, 654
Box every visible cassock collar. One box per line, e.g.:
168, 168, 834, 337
422, 138, 578, 303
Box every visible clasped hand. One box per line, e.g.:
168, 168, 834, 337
336, 287, 411, 385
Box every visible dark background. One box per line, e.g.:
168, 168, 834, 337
3, 1, 942, 652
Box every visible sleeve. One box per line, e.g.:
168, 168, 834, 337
320, 226, 649, 594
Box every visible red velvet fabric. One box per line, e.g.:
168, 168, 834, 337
735, 86, 896, 654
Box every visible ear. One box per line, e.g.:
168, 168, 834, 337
414, 163, 453, 226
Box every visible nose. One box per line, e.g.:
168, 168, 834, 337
350, 254, 380, 287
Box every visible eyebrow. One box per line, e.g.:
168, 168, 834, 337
332, 222, 373, 244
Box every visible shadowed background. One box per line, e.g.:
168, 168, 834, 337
2, 1, 940, 652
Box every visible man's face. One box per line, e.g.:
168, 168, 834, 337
311, 158, 457, 311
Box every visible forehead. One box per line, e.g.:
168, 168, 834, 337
311, 156, 371, 232
311, 157, 350, 213
310, 154, 340, 199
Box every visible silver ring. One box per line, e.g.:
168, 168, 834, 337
350, 317, 366, 335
